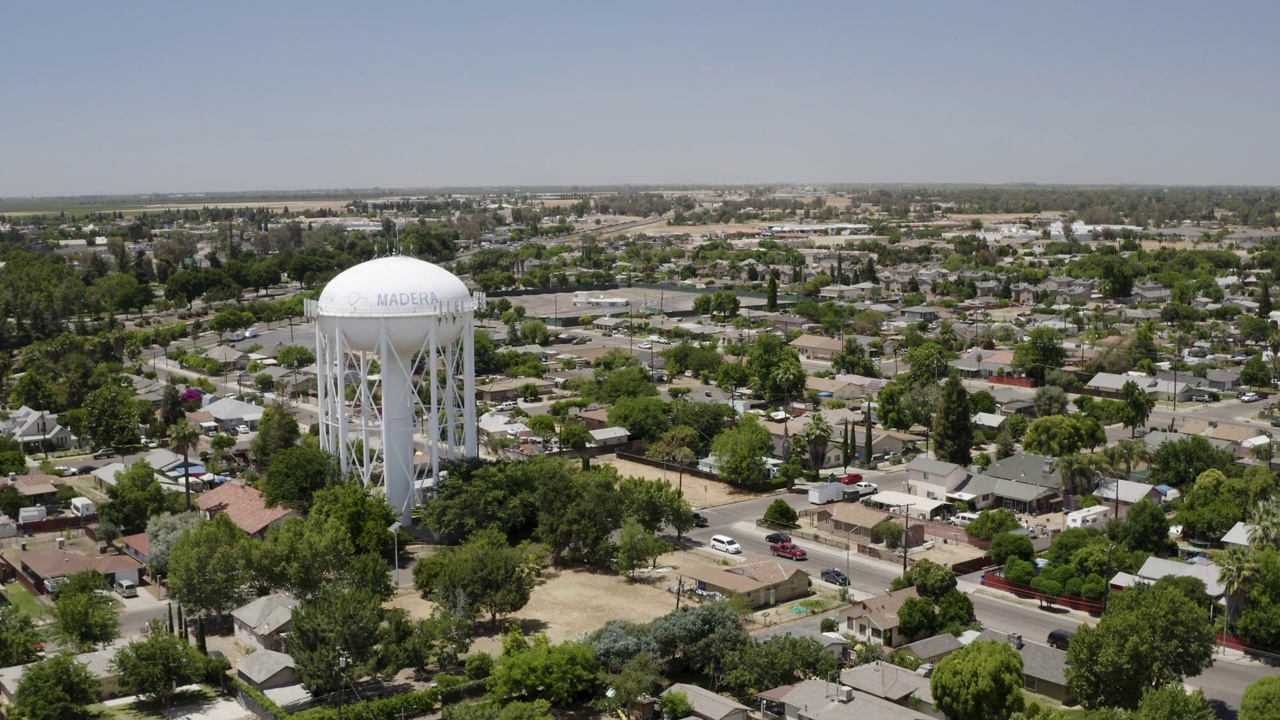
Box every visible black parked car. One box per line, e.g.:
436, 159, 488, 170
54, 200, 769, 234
765, 532, 792, 544
692, 513, 709, 528
821, 568, 850, 586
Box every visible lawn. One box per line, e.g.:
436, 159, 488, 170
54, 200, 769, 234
5, 584, 51, 619
1022, 690, 1088, 718
93, 687, 216, 720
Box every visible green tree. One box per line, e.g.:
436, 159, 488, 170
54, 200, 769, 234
11, 653, 100, 720
209, 308, 253, 338
990, 532, 1035, 566
1033, 385, 1069, 417
1241, 354, 1273, 388
1240, 675, 1280, 720
0, 605, 43, 668
720, 635, 839, 697
832, 338, 879, 377
893, 559, 958, 599
1118, 498, 1176, 555
252, 515, 370, 602
110, 631, 204, 711
764, 498, 799, 526
100, 461, 168, 535
145, 511, 201, 575
1149, 437, 1237, 488
647, 603, 750, 676
931, 640, 1025, 720
614, 519, 670, 578
897, 596, 938, 641
276, 344, 316, 369
766, 273, 778, 312
933, 374, 973, 466
167, 514, 251, 616
413, 527, 541, 625
1067, 582, 1215, 710
488, 631, 599, 706
291, 585, 385, 693
1012, 328, 1066, 383
53, 578, 119, 651
309, 482, 399, 558
965, 509, 1020, 541
1260, 277, 1274, 318
710, 415, 772, 487
1121, 381, 1155, 437
250, 401, 300, 468
903, 341, 953, 386
1021, 415, 1105, 456
596, 652, 663, 715
536, 466, 624, 566
82, 382, 139, 450
661, 691, 694, 720
1132, 684, 1217, 720
260, 446, 339, 513
167, 418, 200, 512
619, 477, 693, 535
937, 589, 977, 631
607, 396, 670, 443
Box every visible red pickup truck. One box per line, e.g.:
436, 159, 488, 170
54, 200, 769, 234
770, 542, 808, 560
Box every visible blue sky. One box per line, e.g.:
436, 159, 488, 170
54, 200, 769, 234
3, 1, 1278, 195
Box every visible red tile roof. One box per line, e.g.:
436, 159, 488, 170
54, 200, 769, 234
195, 481, 295, 535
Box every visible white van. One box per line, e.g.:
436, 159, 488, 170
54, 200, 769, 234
495, 401, 518, 412
952, 512, 980, 527
710, 535, 741, 554
114, 580, 138, 598
245, 327, 260, 338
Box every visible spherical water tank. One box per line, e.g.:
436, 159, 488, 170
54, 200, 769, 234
316, 256, 472, 352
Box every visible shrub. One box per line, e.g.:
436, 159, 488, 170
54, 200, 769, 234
763, 499, 799, 526
966, 509, 1020, 541
876, 519, 904, 549
820, 618, 838, 633
990, 533, 1035, 566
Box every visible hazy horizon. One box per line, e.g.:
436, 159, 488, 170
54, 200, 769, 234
5, 0, 1279, 196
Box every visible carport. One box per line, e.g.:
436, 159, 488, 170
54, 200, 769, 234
862, 490, 952, 520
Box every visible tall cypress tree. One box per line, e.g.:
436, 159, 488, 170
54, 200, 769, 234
1260, 277, 1273, 317
933, 374, 974, 466
864, 404, 875, 469
766, 273, 779, 312
196, 617, 208, 655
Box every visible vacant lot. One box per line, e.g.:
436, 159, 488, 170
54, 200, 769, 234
390, 563, 679, 655
604, 456, 759, 509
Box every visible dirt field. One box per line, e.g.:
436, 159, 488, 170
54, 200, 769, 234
389, 561, 681, 655
603, 456, 760, 509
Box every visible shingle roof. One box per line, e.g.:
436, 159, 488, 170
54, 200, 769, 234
975, 632, 1069, 686
897, 633, 963, 660
906, 457, 963, 477
839, 661, 934, 704
662, 683, 749, 720
195, 481, 295, 535
232, 593, 299, 636
846, 587, 919, 630
237, 649, 296, 685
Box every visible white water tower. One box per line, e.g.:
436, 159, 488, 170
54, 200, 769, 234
306, 256, 482, 524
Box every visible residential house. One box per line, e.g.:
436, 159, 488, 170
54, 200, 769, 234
1085, 372, 1192, 403
17, 548, 143, 594
0, 640, 129, 702
980, 453, 1063, 510
806, 376, 861, 402
661, 683, 750, 720
1222, 522, 1256, 549
1111, 557, 1226, 600
477, 413, 532, 442
818, 503, 925, 547
202, 397, 265, 433
844, 587, 920, 648
589, 427, 630, 447
206, 345, 248, 371
757, 678, 935, 720
1206, 367, 1242, 392
1131, 281, 1171, 303
972, 412, 1006, 430
232, 593, 299, 652
678, 560, 809, 608
592, 316, 629, 332
972, 631, 1074, 704
195, 481, 297, 538
897, 634, 963, 664
902, 306, 940, 322
237, 650, 301, 691
839, 662, 941, 719
792, 334, 845, 361
905, 458, 969, 503
476, 377, 556, 403
575, 407, 611, 431
1, 406, 75, 453
1091, 478, 1163, 516
3, 475, 59, 508
119, 533, 150, 566
949, 349, 1015, 379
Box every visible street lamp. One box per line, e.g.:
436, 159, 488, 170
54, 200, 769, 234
388, 521, 402, 589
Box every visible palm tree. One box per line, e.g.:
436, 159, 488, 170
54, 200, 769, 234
1103, 438, 1150, 481
167, 419, 201, 511
1216, 546, 1258, 645
1056, 453, 1104, 497
801, 415, 833, 478
1247, 499, 1280, 550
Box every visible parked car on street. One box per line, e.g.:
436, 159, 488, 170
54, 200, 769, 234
849, 481, 879, 497
839, 473, 864, 484
93, 448, 117, 459
770, 542, 807, 560
765, 532, 792, 544
692, 513, 709, 528
1192, 394, 1212, 403
1242, 392, 1261, 403
821, 568, 850, 586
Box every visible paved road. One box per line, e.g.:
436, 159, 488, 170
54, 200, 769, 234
689, 490, 1275, 716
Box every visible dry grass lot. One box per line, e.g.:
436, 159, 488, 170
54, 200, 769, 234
390, 560, 682, 655
603, 456, 759, 509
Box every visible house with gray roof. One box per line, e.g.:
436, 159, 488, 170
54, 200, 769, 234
839, 661, 940, 718
662, 683, 750, 720
906, 457, 969, 503
1092, 478, 1163, 515
232, 593, 298, 652
757, 678, 935, 720
237, 649, 300, 691
972, 631, 1074, 704
897, 633, 964, 664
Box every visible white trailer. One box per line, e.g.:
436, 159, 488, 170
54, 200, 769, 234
70, 497, 97, 517
808, 482, 846, 505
